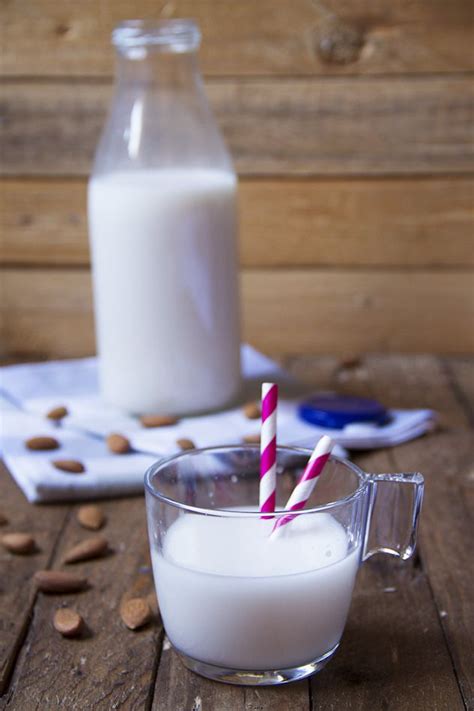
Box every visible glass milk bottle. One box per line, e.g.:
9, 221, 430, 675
88, 20, 241, 415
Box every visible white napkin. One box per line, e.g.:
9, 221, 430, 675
0, 410, 154, 502
0, 346, 434, 503
0, 346, 340, 502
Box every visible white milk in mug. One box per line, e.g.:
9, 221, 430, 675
88, 169, 240, 414
152, 511, 360, 670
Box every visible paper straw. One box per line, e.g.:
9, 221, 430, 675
259, 382, 278, 517
272, 435, 334, 534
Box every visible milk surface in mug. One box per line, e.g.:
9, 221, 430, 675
152, 511, 360, 669
88, 169, 240, 414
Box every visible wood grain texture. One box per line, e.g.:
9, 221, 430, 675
446, 359, 474, 513
241, 270, 474, 355
2, 497, 162, 710
1, 355, 473, 707
392, 432, 474, 708
280, 361, 465, 709
153, 642, 310, 710
0, 180, 89, 266
363, 356, 474, 707
286, 354, 473, 707
242, 178, 474, 268
311, 547, 465, 710
447, 358, 474, 424
284, 353, 472, 424
1, 268, 474, 358
1, 0, 473, 77
2, 177, 474, 268
1, 77, 473, 176
0, 269, 94, 360
0, 463, 69, 694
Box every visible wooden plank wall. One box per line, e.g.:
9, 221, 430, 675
1, 0, 473, 358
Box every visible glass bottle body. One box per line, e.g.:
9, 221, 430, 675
88, 21, 241, 414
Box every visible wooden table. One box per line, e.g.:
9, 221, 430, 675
1, 355, 472, 710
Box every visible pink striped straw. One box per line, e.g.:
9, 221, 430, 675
259, 382, 278, 518
272, 435, 334, 534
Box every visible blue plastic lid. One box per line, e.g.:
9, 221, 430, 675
298, 393, 389, 430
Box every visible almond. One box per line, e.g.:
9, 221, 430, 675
77, 505, 105, 531
25, 436, 59, 451
34, 570, 88, 593
1, 532, 36, 554
0, 512, 8, 526
120, 598, 151, 630
176, 438, 195, 451
242, 433, 260, 444
243, 402, 261, 420
140, 414, 178, 428
52, 459, 85, 474
106, 433, 131, 454
53, 608, 83, 637
46, 405, 69, 421
63, 536, 108, 564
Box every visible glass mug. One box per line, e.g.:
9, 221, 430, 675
145, 446, 423, 685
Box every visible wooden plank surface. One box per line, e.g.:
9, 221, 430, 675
2, 268, 474, 359
0, 180, 89, 267
447, 358, 474, 424
0, 463, 70, 694
391, 432, 474, 708
2, 177, 474, 268
153, 643, 310, 710
242, 270, 474, 355
1, 0, 473, 78
300, 353, 474, 707
241, 178, 474, 268
447, 359, 474, 512
363, 356, 474, 708
2, 497, 163, 710
285, 354, 473, 708
2, 77, 473, 177
1, 355, 473, 708
282, 359, 466, 709
311, 539, 465, 710
0, 269, 94, 360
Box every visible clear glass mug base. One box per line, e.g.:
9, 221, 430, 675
177, 643, 339, 686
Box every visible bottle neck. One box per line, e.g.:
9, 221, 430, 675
115, 49, 201, 91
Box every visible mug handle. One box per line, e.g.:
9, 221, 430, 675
363, 472, 424, 561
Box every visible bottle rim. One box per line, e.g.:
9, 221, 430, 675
112, 19, 201, 53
